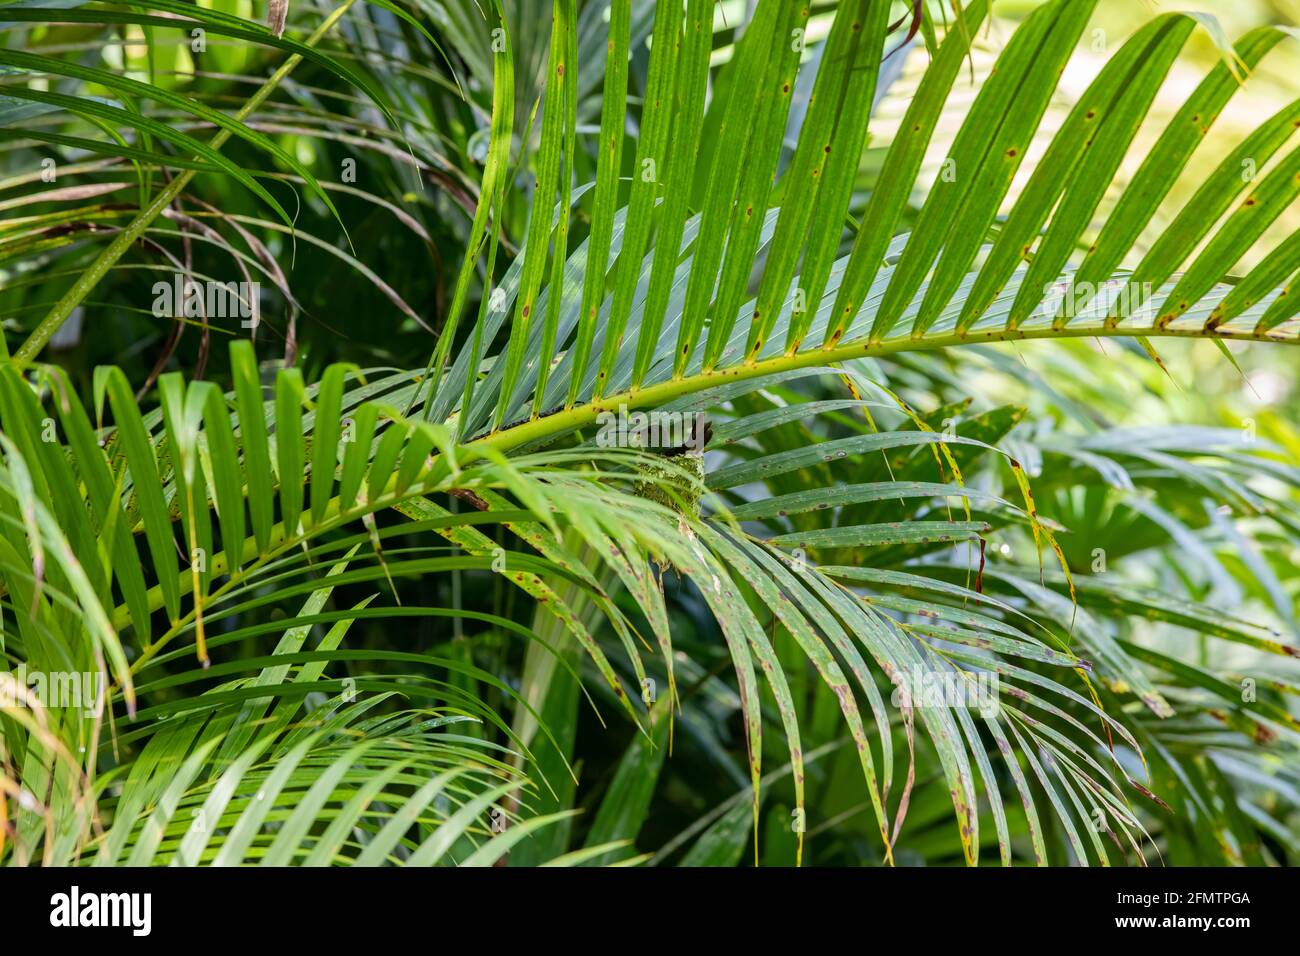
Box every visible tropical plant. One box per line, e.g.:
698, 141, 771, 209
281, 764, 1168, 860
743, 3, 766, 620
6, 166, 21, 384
1, 0, 1298, 867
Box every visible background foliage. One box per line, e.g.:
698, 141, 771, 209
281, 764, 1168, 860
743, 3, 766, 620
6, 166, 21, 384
2, 0, 1299, 866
